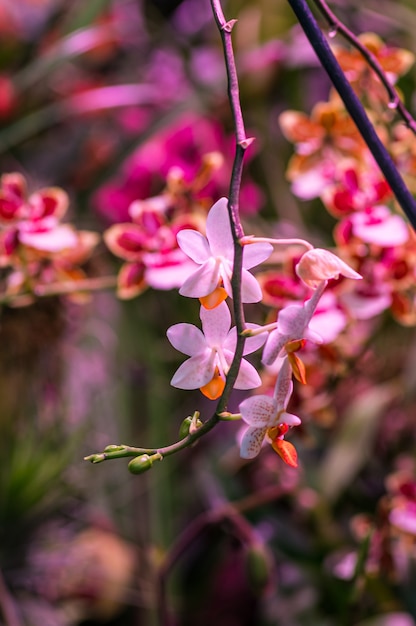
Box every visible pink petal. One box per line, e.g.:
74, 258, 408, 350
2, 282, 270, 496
206, 197, 233, 259
240, 426, 267, 459
234, 357, 262, 389
19, 225, 78, 252
170, 352, 215, 389
177, 229, 211, 263
262, 328, 286, 366
239, 394, 276, 426
240, 268, 264, 303
200, 301, 231, 345
242, 242, 273, 269
223, 323, 266, 355
274, 358, 293, 411
179, 257, 220, 297
167, 323, 206, 356
279, 411, 301, 427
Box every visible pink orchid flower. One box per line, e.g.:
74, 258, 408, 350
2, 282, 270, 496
239, 357, 301, 463
262, 283, 326, 367
167, 301, 265, 400
177, 197, 272, 306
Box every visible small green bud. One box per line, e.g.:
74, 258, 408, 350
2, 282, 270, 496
103, 444, 125, 452
179, 416, 193, 439
128, 453, 162, 475
84, 453, 106, 464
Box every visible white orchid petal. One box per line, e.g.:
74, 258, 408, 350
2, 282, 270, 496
274, 358, 293, 411
242, 242, 273, 269
234, 358, 262, 389
239, 394, 276, 426
200, 301, 231, 345
303, 327, 324, 344
240, 426, 267, 459
170, 352, 214, 389
179, 257, 220, 297
206, 198, 234, 258
262, 329, 286, 366
167, 323, 207, 356
177, 229, 211, 263
278, 411, 301, 427
240, 268, 264, 303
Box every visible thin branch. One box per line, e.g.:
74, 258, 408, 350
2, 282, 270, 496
210, 0, 252, 413
311, 0, 416, 133
286, 0, 416, 231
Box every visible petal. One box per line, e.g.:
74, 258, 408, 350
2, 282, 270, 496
206, 197, 233, 259
200, 301, 231, 345
104, 223, 145, 261
262, 329, 286, 366
117, 262, 146, 299
167, 323, 206, 356
146, 259, 198, 290
274, 358, 293, 411
29, 187, 69, 220
240, 268, 264, 303
240, 426, 267, 459
170, 352, 215, 389
242, 242, 273, 269
234, 357, 262, 389
223, 323, 266, 355
179, 257, 220, 298
239, 394, 276, 426
278, 411, 301, 427
271, 438, 298, 467
177, 229, 211, 263
19, 225, 78, 252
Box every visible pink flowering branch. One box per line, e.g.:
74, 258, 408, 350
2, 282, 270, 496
311, 0, 416, 133
85, 0, 256, 466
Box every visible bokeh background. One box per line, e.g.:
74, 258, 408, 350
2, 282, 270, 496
1, 0, 416, 625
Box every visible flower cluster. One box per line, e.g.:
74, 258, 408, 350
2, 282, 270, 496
279, 32, 416, 325
166, 195, 362, 467
0, 172, 98, 303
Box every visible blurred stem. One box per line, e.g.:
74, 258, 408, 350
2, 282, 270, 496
286, 0, 416, 231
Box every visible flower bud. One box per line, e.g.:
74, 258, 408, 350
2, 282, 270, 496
179, 416, 193, 439
128, 453, 161, 475
296, 248, 362, 288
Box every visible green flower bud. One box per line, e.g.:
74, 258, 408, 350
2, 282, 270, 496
128, 453, 162, 475
179, 416, 193, 439
103, 444, 125, 452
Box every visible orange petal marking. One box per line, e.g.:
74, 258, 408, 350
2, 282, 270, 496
200, 367, 225, 400
271, 438, 298, 468
199, 286, 228, 310
288, 352, 307, 384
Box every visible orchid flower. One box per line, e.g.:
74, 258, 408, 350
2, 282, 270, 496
295, 248, 362, 288
167, 301, 266, 400
262, 282, 326, 368
239, 357, 300, 465
177, 197, 272, 307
